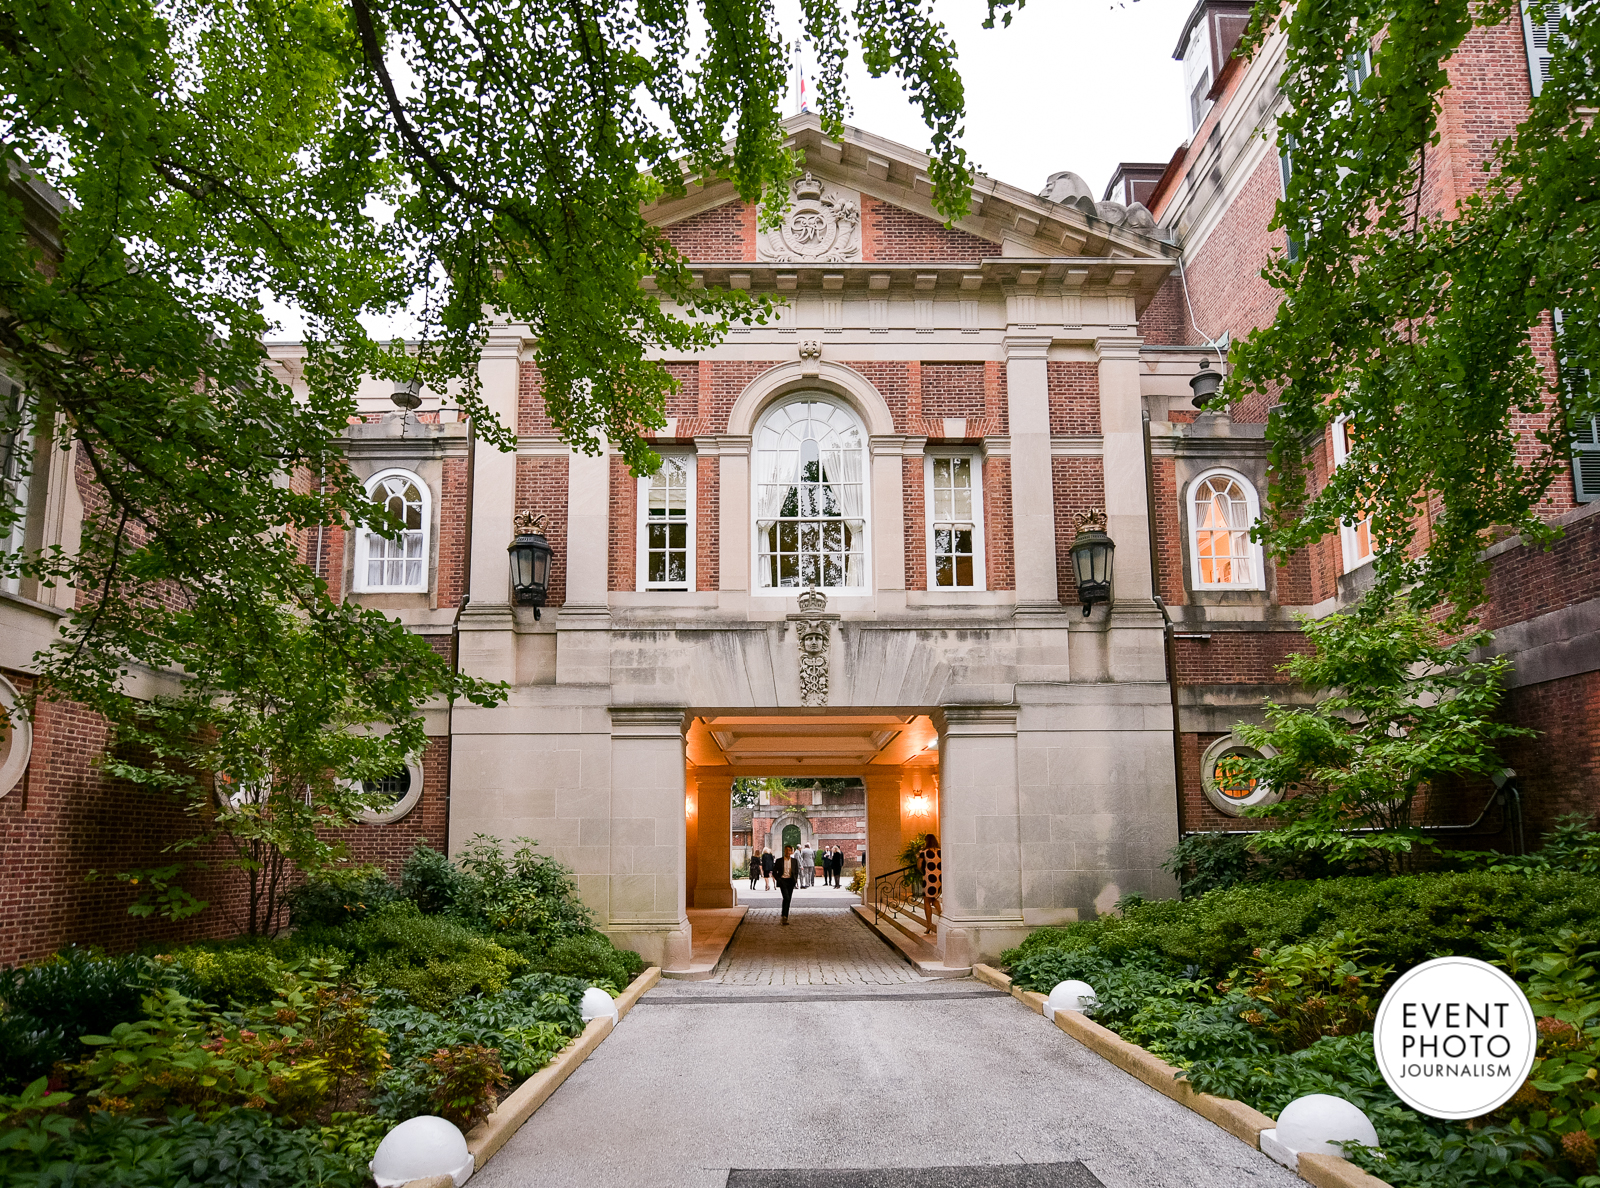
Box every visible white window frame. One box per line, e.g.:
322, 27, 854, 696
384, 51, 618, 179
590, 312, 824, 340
1331, 417, 1375, 573
923, 450, 986, 591
1187, 467, 1265, 591
751, 394, 872, 595
0, 374, 33, 597
636, 452, 697, 591
354, 467, 432, 594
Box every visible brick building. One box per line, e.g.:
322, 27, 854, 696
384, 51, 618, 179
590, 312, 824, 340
0, 2, 1584, 972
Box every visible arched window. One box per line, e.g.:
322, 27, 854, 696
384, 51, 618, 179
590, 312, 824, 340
355, 469, 430, 593
754, 397, 867, 589
1189, 469, 1263, 589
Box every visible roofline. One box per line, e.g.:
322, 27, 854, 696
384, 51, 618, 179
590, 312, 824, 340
1171, 0, 1255, 60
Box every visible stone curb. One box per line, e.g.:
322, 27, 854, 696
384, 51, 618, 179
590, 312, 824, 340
970, 964, 1395, 1188
401, 965, 661, 1186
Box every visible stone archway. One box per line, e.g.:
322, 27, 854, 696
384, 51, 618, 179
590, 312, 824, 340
767, 810, 814, 854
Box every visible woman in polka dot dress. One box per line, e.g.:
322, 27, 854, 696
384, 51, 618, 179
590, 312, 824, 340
917, 833, 942, 932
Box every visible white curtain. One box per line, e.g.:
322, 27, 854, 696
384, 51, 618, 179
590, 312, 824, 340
824, 443, 865, 585
756, 451, 793, 533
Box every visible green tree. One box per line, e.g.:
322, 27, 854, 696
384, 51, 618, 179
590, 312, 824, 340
1228, 0, 1599, 622
0, 0, 1014, 915
1233, 611, 1535, 872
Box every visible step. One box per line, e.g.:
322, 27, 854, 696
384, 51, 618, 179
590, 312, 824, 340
851, 903, 972, 979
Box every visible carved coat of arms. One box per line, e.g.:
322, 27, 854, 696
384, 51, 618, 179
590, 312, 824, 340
757, 173, 861, 264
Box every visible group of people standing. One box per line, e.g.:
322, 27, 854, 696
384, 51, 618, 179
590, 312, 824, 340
748, 841, 850, 923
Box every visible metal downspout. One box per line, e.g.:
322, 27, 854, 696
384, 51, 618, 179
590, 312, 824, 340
445, 413, 477, 857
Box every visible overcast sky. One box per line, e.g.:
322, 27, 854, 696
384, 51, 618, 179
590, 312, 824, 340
789, 0, 1194, 197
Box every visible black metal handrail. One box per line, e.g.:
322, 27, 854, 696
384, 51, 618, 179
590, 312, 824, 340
873, 864, 923, 927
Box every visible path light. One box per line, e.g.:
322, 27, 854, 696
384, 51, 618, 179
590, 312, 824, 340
580, 986, 619, 1024
1067, 509, 1115, 616
1260, 1094, 1379, 1171
1189, 358, 1223, 409
1043, 979, 1097, 1022
370, 1115, 474, 1187
508, 511, 554, 618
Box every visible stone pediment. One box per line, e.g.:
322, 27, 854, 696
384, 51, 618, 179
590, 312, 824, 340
646, 114, 1175, 267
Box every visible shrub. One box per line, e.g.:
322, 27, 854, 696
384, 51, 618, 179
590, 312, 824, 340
521, 930, 643, 992
0, 948, 154, 1092
293, 901, 525, 1010
400, 844, 470, 916
287, 864, 402, 928
163, 944, 291, 1008
451, 835, 594, 940
419, 1044, 508, 1131
1222, 932, 1390, 1052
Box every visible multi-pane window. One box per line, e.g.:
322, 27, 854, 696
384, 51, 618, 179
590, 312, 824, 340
638, 454, 695, 589
0, 374, 32, 597
357, 470, 429, 592
755, 398, 867, 590
1331, 419, 1374, 571
925, 454, 985, 589
1189, 470, 1261, 589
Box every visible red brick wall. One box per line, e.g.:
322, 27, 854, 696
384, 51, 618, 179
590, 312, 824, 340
859, 196, 993, 263
1173, 632, 1314, 684
1479, 509, 1600, 630
1141, 274, 1188, 346
1499, 671, 1600, 836
904, 457, 926, 590
922, 363, 986, 419
662, 201, 755, 261
653, 361, 704, 439
1047, 362, 1100, 435
984, 457, 1014, 591
697, 452, 719, 592
609, 456, 636, 592
1053, 456, 1106, 604
1152, 456, 1186, 605
985, 362, 1009, 435
841, 361, 910, 431
436, 457, 467, 609
344, 736, 451, 877
519, 363, 556, 437
707, 361, 783, 433
515, 457, 568, 606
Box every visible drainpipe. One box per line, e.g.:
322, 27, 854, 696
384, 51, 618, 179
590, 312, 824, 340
445, 412, 477, 856
1143, 409, 1186, 834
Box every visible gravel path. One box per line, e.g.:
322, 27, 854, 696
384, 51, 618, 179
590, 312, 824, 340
475, 895, 1304, 1188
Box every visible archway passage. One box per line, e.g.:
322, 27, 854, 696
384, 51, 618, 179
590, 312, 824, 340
683, 712, 941, 923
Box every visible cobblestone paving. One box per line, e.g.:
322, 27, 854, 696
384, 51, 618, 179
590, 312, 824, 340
710, 889, 925, 986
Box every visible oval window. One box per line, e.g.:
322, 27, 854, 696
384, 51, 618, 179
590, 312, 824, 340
1199, 733, 1282, 817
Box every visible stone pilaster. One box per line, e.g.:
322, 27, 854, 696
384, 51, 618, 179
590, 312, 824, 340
691, 769, 736, 908
1004, 333, 1058, 611
605, 708, 692, 971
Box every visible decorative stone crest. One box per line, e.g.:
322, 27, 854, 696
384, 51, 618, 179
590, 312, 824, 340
789, 586, 839, 707
798, 339, 822, 360
757, 173, 861, 264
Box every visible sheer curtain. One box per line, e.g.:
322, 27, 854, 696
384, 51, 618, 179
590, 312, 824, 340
823, 443, 864, 585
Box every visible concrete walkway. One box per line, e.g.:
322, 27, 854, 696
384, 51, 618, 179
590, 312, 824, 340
477, 895, 1304, 1188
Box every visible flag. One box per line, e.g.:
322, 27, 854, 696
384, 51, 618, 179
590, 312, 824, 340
798, 68, 808, 113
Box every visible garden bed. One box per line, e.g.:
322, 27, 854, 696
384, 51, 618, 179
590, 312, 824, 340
993, 864, 1600, 1188
0, 837, 648, 1188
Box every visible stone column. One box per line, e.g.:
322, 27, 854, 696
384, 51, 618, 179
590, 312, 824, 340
684, 771, 700, 910
692, 769, 736, 908
862, 769, 904, 908
1095, 336, 1166, 683
605, 708, 692, 971
457, 329, 523, 686
936, 705, 1026, 967
717, 435, 752, 599
869, 436, 915, 612
1005, 333, 1058, 610
556, 446, 611, 685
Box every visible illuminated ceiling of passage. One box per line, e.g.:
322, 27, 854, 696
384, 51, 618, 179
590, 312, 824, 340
685, 713, 938, 774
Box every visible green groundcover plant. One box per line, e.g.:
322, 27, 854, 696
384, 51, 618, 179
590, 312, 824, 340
0, 837, 642, 1185
1004, 825, 1600, 1188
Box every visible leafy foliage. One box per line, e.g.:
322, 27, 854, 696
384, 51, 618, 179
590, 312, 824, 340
1231, 611, 1534, 871
1227, 0, 1600, 621
1222, 932, 1390, 1052
417, 1045, 507, 1132
286, 864, 403, 930
0, 949, 154, 1093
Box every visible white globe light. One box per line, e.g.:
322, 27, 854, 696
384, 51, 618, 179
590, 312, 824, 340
1277, 1094, 1379, 1158
581, 985, 619, 1023
1043, 979, 1097, 1021
370, 1115, 474, 1188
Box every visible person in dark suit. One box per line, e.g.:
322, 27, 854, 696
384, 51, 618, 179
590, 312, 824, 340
748, 850, 760, 890
828, 846, 842, 887
774, 844, 801, 923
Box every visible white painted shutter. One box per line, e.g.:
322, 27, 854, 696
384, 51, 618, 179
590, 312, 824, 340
1572, 405, 1600, 503
1523, 2, 1563, 96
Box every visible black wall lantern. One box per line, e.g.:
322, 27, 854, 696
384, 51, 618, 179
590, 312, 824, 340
1068, 508, 1115, 616
1189, 358, 1223, 409
508, 511, 554, 618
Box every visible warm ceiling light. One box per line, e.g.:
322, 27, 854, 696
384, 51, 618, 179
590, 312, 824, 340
924, 738, 937, 750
